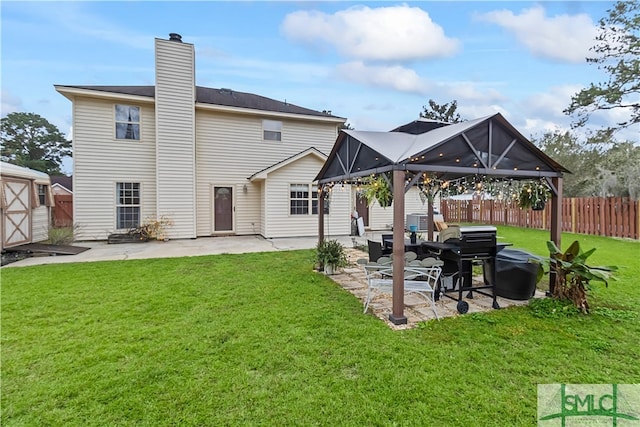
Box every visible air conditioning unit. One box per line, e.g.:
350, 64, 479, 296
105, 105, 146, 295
406, 213, 429, 231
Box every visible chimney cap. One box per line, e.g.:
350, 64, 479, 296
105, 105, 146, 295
169, 33, 182, 42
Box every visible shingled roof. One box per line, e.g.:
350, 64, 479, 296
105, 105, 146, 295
57, 85, 342, 118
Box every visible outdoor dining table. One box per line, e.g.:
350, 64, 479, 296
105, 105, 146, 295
383, 238, 427, 258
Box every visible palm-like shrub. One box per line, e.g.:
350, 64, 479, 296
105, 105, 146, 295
536, 240, 617, 313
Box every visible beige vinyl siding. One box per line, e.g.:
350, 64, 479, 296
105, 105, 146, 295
195, 110, 342, 237
234, 181, 261, 235
367, 187, 428, 230
31, 205, 50, 243
321, 185, 351, 237
263, 155, 350, 238
155, 38, 196, 239
259, 181, 266, 236
73, 97, 157, 240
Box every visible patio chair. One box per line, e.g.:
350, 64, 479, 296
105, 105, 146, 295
362, 262, 442, 319
367, 240, 383, 262
404, 251, 418, 264
381, 233, 393, 255
438, 226, 461, 243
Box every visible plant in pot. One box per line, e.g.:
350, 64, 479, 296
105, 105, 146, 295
315, 239, 348, 275
360, 174, 393, 208
534, 240, 617, 313
518, 180, 550, 210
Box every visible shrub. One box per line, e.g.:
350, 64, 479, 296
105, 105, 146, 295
315, 239, 348, 270
46, 224, 79, 245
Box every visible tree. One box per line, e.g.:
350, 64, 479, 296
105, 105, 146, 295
598, 141, 640, 199
1, 112, 71, 175
531, 130, 601, 197
564, 0, 640, 138
532, 130, 640, 198
420, 99, 463, 123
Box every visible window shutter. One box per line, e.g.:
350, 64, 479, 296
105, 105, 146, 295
32, 182, 40, 208
46, 185, 54, 207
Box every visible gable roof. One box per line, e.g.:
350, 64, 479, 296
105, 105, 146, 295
249, 147, 327, 181
316, 113, 569, 183
50, 175, 73, 192
55, 85, 344, 119
390, 118, 451, 134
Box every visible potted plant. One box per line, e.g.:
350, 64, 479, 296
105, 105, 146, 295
534, 240, 617, 313
315, 239, 348, 275
518, 180, 550, 210
360, 174, 393, 208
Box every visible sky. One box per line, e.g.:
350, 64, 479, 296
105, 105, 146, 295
1, 1, 635, 175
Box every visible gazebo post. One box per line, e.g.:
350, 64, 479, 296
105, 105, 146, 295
389, 168, 408, 325
318, 184, 325, 245
427, 199, 435, 242
549, 176, 563, 294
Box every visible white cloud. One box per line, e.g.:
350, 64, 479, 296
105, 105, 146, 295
439, 82, 507, 104
523, 84, 583, 119
522, 118, 568, 137
281, 5, 459, 61
335, 61, 430, 94
477, 6, 598, 63
519, 84, 639, 143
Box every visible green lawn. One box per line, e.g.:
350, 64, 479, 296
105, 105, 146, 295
2, 227, 639, 426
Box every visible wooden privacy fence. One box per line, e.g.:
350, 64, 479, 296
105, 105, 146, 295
440, 197, 639, 240
53, 194, 73, 227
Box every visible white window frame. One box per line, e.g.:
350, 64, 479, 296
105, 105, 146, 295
37, 184, 46, 206
115, 104, 141, 140
289, 184, 328, 216
263, 119, 282, 141
116, 182, 141, 229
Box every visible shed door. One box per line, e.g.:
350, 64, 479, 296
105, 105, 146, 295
213, 186, 233, 233
2, 178, 31, 248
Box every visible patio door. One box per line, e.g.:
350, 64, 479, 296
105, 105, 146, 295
213, 186, 234, 233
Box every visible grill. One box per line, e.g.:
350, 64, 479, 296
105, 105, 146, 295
438, 226, 500, 313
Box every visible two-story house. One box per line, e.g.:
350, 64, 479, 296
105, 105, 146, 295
56, 33, 431, 241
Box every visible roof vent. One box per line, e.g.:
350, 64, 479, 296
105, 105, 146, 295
169, 33, 182, 42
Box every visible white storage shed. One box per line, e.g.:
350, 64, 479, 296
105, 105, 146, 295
1, 162, 52, 250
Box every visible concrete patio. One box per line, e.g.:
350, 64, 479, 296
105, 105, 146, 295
333, 246, 544, 330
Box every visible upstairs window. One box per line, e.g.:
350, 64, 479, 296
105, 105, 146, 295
115, 105, 140, 140
263, 119, 282, 141
116, 182, 140, 229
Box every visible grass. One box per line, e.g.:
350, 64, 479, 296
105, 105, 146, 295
2, 226, 639, 426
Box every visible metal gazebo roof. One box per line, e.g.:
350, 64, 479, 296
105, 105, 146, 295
316, 113, 568, 183
315, 112, 568, 326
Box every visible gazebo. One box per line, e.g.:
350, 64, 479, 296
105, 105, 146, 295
315, 113, 569, 324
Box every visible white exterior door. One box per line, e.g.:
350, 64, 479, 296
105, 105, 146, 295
2, 178, 31, 248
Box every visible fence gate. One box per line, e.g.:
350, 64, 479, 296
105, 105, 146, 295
2, 177, 32, 248
54, 194, 73, 226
